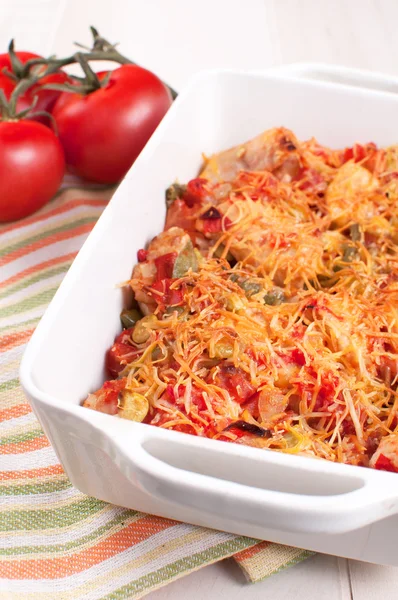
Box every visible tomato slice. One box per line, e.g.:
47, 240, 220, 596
151, 278, 184, 306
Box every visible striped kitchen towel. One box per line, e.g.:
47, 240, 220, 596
0, 187, 312, 599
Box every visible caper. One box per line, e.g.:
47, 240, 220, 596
316, 275, 334, 288
132, 314, 158, 344
349, 223, 361, 242
118, 390, 149, 422
165, 305, 185, 316
152, 345, 164, 361
240, 279, 262, 297
213, 244, 235, 263
229, 274, 262, 297
342, 244, 358, 263
120, 308, 143, 329
263, 287, 286, 306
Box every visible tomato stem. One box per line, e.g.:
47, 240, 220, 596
0, 75, 45, 121
0, 89, 10, 119
17, 26, 178, 100
9, 76, 39, 114
7, 40, 26, 79
74, 52, 102, 90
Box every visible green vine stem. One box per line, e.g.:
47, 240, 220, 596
17, 26, 177, 100
0, 83, 56, 129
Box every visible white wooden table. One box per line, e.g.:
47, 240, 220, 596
2, 1, 398, 598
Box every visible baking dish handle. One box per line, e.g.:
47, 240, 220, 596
267, 62, 398, 95
110, 427, 398, 535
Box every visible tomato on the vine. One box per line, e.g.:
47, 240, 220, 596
0, 50, 41, 71
0, 50, 70, 123
52, 64, 172, 183
0, 120, 65, 222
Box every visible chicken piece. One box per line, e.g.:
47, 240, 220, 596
200, 127, 302, 183
258, 386, 288, 422
208, 196, 325, 291
385, 145, 398, 173
325, 161, 379, 227
83, 378, 149, 423
370, 434, 398, 472
131, 227, 192, 314
83, 378, 126, 416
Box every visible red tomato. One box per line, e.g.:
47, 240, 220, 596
106, 343, 138, 377
298, 168, 327, 194
184, 178, 209, 207
285, 348, 306, 367
155, 253, 177, 280
166, 383, 208, 412
341, 142, 385, 174
151, 278, 184, 306
0, 120, 65, 222
137, 248, 148, 262
202, 217, 224, 234
240, 393, 260, 419
374, 453, 398, 473
52, 65, 172, 183
214, 365, 256, 404
0, 51, 70, 124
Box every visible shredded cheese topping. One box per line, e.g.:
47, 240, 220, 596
85, 128, 398, 470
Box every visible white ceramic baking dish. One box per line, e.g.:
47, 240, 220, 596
20, 64, 398, 565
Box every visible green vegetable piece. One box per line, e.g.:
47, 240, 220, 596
213, 244, 235, 263
229, 274, 262, 297
342, 244, 358, 263
264, 288, 286, 306
120, 308, 143, 329
152, 345, 164, 361
240, 279, 262, 297
132, 314, 158, 344
316, 275, 334, 288
172, 240, 198, 278
332, 264, 343, 273
165, 183, 187, 207
165, 305, 184, 314
349, 223, 361, 242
